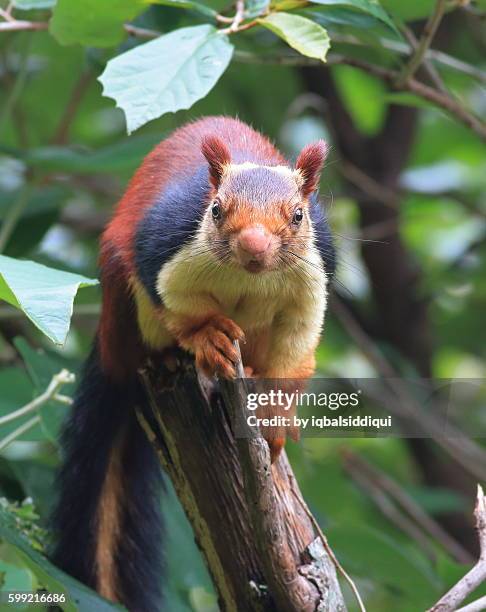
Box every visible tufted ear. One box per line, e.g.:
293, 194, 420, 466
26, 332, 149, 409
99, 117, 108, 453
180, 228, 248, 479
201, 135, 231, 189
295, 140, 328, 197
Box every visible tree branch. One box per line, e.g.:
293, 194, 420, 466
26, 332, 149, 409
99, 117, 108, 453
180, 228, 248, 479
398, 0, 447, 86
236, 51, 486, 141
0, 369, 74, 427
427, 485, 486, 612
0, 19, 47, 32
137, 350, 349, 612
456, 595, 486, 612
0, 369, 74, 453
332, 57, 486, 142
2, 16, 484, 140
401, 24, 447, 93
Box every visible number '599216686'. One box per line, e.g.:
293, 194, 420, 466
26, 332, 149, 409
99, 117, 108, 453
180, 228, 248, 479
6, 592, 67, 604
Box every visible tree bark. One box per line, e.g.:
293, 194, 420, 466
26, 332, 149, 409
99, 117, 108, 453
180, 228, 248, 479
137, 352, 347, 612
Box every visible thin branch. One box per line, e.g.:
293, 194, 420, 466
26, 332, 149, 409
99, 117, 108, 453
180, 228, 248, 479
342, 450, 474, 564
428, 485, 486, 611
235, 50, 486, 141
0, 19, 48, 32
0, 369, 75, 427
229, 0, 245, 32
0, 7, 14, 22
123, 23, 158, 39
2, 17, 484, 141
235, 45, 486, 84
401, 24, 447, 93
331, 296, 396, 378
50, 71, 93, 144
398, 0, 447, 86
126, 26, 484, 84
343, 456, 439, 561
456, 595, 486, 612
339, 160, 398, 208
331, 296, 486, 483
337, 56, 486, 142
0, 415, 40, 452
3, 13, 485, 86
326, 33, 486, 83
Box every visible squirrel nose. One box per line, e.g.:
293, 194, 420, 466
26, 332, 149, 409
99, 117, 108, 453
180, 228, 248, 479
237, 226, 271, 260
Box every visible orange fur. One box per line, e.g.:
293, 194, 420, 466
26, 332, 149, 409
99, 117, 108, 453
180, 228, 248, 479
95, 442, 123, 601
268, 438, 286, 463
168, 313, 245, 378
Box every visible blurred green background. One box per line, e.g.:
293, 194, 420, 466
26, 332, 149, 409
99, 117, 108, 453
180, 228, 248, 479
0, 0, 485, 610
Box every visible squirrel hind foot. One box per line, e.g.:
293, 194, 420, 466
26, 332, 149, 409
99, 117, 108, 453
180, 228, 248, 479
268, 437, 286, 463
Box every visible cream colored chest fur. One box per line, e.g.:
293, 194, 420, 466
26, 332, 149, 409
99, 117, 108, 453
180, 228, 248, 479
133, 234, 328, 373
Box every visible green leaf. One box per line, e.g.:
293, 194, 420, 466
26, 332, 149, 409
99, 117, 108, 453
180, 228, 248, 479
258, 13, 330, 62
99, 25, 234, 134
150, 0, 218, 19
308, 0, 398, 35
49, 0, 146, 47
0, 255, 98, 345
0, 503, 123, 612
12, 0, 56, 8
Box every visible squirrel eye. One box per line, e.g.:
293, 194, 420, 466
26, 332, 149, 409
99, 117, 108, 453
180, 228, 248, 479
292, 207, 304, 225
211, 201, 222, 221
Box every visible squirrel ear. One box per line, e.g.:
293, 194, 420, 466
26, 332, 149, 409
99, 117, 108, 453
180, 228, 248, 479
295, 140, 328, 197
201, 136, 231, 189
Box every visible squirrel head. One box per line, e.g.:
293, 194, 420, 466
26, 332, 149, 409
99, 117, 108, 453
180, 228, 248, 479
201, 135, 328, 274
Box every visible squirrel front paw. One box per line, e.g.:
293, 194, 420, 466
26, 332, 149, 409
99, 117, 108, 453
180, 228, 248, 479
193, 315, 245, 379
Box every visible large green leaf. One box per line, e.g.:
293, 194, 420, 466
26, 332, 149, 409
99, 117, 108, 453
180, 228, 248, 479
0, 504, 123, 611
258, 13, 330, 62
0, 255, 98, 345
99, 25, 234, 134
49, 0, 146, 47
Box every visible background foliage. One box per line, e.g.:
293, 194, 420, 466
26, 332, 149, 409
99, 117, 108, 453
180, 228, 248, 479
0, 0, 485, 610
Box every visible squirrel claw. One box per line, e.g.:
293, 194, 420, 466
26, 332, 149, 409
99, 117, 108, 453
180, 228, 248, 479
193, 315, 244, 379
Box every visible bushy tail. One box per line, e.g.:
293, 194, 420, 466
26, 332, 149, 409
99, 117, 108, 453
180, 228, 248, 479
50, 344, 164, 611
